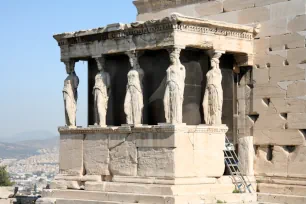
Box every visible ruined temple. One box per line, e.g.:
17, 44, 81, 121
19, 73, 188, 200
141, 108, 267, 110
39, 1, 306, 204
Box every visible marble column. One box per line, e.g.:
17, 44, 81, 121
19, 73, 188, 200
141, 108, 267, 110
62, 59, 79, 127
203, 51, 224, 125
124, 51, 144, 125
93, 56, 111, 127
164, 47, 186, 124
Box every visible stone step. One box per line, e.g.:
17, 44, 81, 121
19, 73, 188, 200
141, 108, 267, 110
85, 182, 235, 195
43, 190, 173, 204
42, 190, 257, 204
258, 193, 306, 204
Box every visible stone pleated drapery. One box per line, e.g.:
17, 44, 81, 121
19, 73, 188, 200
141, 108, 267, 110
124, 51, 144, 125
203, 51, 223, 125
163, 47, 186, 124
93, 56, 111, 127
62, 59, 79, 127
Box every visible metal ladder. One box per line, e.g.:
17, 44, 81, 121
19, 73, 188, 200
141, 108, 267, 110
224, 136, 255, 193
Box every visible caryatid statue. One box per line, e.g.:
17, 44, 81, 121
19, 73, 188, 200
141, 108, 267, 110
164, 47, 186, 124
93, 56, 111, 126
124, 51, 144, 125
62, 60, 79, 127
203, 52, 223, 125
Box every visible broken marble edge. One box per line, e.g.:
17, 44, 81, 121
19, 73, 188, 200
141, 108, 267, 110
53, 13, 257, 41
58, 124, 228, 134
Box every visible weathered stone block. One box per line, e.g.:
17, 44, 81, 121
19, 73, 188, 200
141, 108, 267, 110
270, 98, 306, 114
288, 113, 306, 129
253, 98, 269, 114
270, 66, 305, 83
238, 6, 270, 24
195, 1, 223, 17
254, 113, 287, 130
137, 147, 175, 178
258, 183, 306, 196
60, 134, 84, 176
287, 81, 306, 98
208, 11, 239, 24
254, 38, 270, 54
109, 141, 137, 176
254, 52, 285, 68
288, 14, 306, 32
223, 0, 255, 12
270, 0, 306, 20
288, 146, 306, 178
270, 33, 306, 51
193, 150, 225, 177
287, 47, 306, 65
253, 68, 269, 84
255, 146, 289, 177
254, 84, 286, 99
255, 0, 287, 7
256, 18, 288, 37
254, 129, 305, 145
84, 134, 109, 176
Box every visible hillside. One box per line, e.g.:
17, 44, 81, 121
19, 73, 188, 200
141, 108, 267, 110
0, 137, 59, 159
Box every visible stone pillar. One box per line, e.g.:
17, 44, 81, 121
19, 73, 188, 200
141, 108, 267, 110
124, 50, 144, 125
62, 59, 79, 127
93, 56, 111, 127
203, 50, 224, 125
164, 47, 186, 124
234, 53, 255, 176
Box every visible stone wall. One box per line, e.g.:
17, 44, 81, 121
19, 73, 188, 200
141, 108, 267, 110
135, 0, 306, 179
57, 125, 227, 187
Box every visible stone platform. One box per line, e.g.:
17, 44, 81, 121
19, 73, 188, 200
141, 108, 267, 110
39, 125, 259, 204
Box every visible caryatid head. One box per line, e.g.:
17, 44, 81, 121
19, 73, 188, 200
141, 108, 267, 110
211, 58, 220, 70
210, 52, 222, 70
96, 57, 105, 72
64, 60, 76, 74
169, 48, 181, 65
127, 69, 140, 86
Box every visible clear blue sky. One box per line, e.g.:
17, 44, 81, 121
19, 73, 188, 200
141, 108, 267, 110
0, 1, 137, 139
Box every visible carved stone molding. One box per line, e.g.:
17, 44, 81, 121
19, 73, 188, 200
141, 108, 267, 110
58, 125, 228, 134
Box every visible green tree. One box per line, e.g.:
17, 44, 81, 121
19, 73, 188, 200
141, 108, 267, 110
0, 166, 13, 186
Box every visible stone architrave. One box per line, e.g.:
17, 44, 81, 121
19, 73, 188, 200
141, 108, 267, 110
124, 51, 144, 125
93, 56, 111, 127
163, 48, 186, 124
62, 60, 79, 127
203, 52, 223, 125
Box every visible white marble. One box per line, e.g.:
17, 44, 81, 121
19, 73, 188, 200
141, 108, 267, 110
164, 48, 186, 124
93, 57, 111, 127
124, 51, 144, 125
203, 52, 223, 125
62, 60, 79, 127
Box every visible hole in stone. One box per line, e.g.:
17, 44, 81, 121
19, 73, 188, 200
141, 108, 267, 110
299, 129, 306, 138
266, 63, 271, 68
285, 123, 289, 129
285, 44, 289, 49
256, 64, 260, 68
269, 47, 272, 51
248, 114, 259, 123
267, 145, 273, 161
280, 113, 288, 120
262, 98, 271, 106
284, 60, 289, 66
284, 146, 296, 153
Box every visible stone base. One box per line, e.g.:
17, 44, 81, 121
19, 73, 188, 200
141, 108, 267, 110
41, 176, 258, 204
257, 176, 306, 204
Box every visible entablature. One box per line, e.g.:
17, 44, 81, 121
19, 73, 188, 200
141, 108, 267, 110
53, 13, 257, 62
